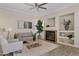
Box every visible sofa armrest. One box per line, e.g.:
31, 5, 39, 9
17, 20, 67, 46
8, 41, 23, 52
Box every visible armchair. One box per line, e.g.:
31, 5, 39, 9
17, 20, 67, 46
0, 37, 23, 56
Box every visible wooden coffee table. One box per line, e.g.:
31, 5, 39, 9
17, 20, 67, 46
27, 40, 41, 49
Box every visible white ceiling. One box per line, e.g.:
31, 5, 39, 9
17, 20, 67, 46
0, 3, 76, 16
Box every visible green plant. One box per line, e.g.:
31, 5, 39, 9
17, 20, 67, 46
31, 32, 37, 41
36, 20, 43, 39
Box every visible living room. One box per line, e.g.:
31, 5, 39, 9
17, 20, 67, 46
0, 3, 79, 56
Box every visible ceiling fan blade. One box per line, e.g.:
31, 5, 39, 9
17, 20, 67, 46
39, 3, 47, 7
24, 3, 34, 6
39, 7, 47, 9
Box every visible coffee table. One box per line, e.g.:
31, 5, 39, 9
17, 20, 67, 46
27, 40, 41, 49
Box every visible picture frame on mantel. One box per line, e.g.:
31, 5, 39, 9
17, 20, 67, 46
17, 20, 32, 29
46, 17, 55, 27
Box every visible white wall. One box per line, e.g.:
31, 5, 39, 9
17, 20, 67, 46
43, 4, 79, 48
0, 8, 38, 37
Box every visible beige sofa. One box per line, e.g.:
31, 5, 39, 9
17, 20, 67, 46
15, 32, 33, 43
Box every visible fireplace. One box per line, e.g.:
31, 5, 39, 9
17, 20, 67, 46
45, 30, 57, 42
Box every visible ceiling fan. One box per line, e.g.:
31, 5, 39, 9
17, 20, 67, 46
24, 3, 47, 11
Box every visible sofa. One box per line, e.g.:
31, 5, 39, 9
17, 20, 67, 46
14, 32, 33, 43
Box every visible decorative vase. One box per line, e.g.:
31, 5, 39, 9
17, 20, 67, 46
64, 25, 69, 30
33, 36, 36, 41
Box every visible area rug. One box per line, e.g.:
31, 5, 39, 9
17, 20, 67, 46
14, 40, 60, 56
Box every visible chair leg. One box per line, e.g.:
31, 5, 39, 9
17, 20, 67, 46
3, 52, 14, 56
19, 50, 22, 53
9, 52, 13, 56
3, 54, 8, 56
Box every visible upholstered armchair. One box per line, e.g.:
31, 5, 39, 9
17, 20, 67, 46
0, 36, 23, 56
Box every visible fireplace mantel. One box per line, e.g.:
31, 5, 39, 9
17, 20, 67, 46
44, 29, 57, 31
44, 27, 57, 31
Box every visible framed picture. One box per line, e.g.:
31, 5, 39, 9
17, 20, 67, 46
28, 22, 32, 28
17, 20, 32, 29
46, 17, 55, 27
59, 13, 74, 31
17, 20, 24, 29
24, 21, 28, 28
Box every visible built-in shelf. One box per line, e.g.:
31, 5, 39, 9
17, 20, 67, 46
59, 31, 74, 32
59, 36, 74, 40
58, 13, 75, 46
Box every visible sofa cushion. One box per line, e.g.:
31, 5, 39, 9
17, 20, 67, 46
17, 32, 32, 37
22, 32, 32, 37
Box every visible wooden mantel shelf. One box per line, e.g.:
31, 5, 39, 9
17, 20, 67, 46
44, 27, 57, 31
44, 29, 57, 31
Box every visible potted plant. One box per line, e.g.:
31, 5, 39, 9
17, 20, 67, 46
36, 20, 43, 39
32, 32, 37, 41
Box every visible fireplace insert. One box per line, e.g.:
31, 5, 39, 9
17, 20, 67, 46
45, 30, 57, 42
